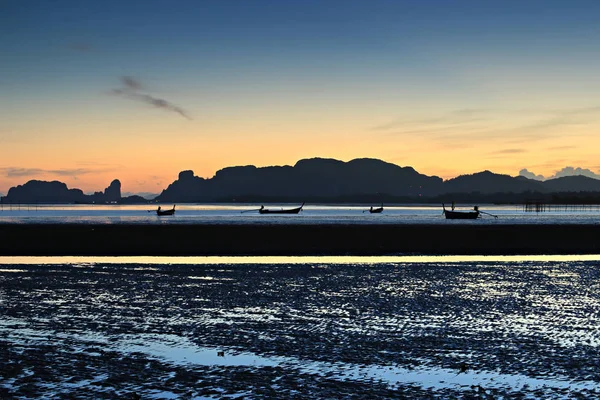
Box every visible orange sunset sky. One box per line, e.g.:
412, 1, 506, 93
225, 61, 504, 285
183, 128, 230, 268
3, 1, 600, 195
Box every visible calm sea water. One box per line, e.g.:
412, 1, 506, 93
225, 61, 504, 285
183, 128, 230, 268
1, 203, 600, 225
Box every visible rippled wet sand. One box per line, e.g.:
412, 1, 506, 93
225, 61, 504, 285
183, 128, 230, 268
1, 261, 600, 398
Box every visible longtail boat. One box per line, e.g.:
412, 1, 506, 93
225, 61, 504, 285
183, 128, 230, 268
367, 204, 383, 213
442, 204, 479, 219
157, 205, 176, 216
259, 202, 304, 214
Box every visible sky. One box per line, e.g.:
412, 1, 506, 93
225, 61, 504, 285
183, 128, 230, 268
2, 0, 600, 194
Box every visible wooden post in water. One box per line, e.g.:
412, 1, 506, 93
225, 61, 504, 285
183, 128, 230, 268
524, 200, 545, 212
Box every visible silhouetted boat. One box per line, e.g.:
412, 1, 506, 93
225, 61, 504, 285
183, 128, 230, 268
259, 202, 304, 214
156, 205, 176, 216
442, 204, 479, 219
366, 204, 383, 213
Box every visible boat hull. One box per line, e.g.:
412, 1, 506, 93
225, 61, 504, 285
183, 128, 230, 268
444, 210, 479, 219
157, 207, 176, 216
157, 211, 175, 216
259, 207, 303, 215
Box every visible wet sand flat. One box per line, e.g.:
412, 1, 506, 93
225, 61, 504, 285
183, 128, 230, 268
2, 223, 600, 255
1, 261, 600, 398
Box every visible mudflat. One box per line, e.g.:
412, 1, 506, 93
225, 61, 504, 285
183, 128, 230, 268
1, 223, 600, 255
1, 261, 599, 398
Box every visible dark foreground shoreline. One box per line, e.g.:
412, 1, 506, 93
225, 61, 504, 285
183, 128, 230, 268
1, 223, 600, 256
4, 262, 600, 398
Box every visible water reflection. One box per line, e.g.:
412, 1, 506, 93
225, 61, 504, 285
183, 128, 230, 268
2, 322, 599, 393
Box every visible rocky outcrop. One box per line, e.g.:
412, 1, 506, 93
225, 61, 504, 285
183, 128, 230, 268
3, 179, 122, 204
4, 180, 87, 203
103, 179, 122, 202
155, 170, 208, 202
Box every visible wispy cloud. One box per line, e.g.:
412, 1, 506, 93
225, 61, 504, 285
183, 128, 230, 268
547, 145, 577, 151
1, 167, 116, 178
76, 161, 124, 168
121, 76, 142, 91
489, 148, 527, 155
483, 148, 528, 160
112, 76, 191, 120
374, 106, 600, 146
372, 109, 491, 132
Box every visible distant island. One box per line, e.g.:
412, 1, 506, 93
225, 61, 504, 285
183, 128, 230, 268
1, 179, 147, 205
4, 157, 600, 204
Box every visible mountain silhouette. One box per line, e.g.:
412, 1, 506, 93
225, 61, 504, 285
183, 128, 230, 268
542, 175, 600, 192
442, 171, 547, 194
4, 158, 600, 204
155, 158, 443, 202
2, 179, 125, 204
3, 180, 87, 204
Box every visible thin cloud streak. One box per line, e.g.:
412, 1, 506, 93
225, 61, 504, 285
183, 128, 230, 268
1, 167, 116, 178
547, 145, 577, 151
375, 106, 600, 144
76, 161, 124, 168
372, 109, 492, 131
484, 148, 528, 160
121, 76, 142, 91
112, 76, 191, 120
489, 149, 527, 155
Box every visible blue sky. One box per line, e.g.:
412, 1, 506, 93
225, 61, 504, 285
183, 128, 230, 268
2, 0, 600, 192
